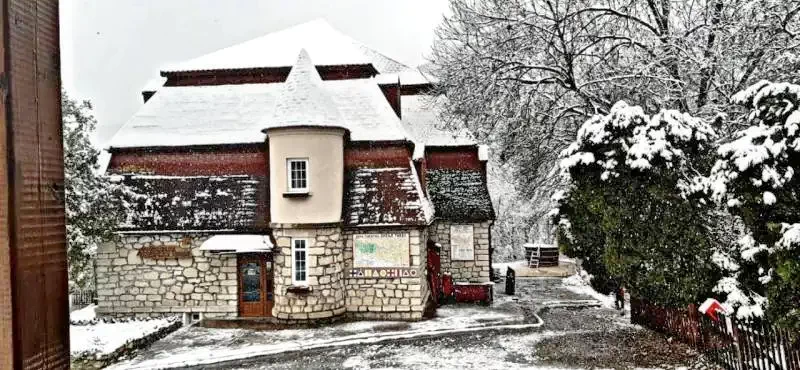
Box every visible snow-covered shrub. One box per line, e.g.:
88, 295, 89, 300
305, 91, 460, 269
705, 81, 800, 329
553, 102, 722, 307
63, 91, 129, 290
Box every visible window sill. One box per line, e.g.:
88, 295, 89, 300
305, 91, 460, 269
283, 191, 311, 198
286, 285, 311, 294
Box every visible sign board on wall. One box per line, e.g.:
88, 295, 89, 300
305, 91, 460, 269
349, 268, 418, 278
138, 245, 192, 259
137, 238, 193, 259
353, 233, 410, 267
450, 224, 475, 260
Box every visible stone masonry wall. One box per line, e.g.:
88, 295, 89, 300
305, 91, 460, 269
343, 227, 429, 321
430, 221, 491, 283
95, 233, 238, 318
272, 227, 347, 321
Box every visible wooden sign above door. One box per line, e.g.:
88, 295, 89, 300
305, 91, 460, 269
138, 245, 192, 259
138, 237, 193, 259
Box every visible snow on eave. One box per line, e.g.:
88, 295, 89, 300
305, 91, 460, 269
141, 76, 167, 92
198, 234, 274, 252
478, 145, 489, 161
115, 229, 238, 235
261, 125, 349, 135
409, 159, 435, 224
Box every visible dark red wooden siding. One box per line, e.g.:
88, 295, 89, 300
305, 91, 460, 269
400, 83, 434, 95
379, 83, 401, 118
425, 148, 481, 170
2, 1, 69, 368
345, 144, 412, 168
108, 146, 269, 176
163, 65, 377, 87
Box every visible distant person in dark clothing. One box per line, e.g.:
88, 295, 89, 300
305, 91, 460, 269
614, 285, 625, 311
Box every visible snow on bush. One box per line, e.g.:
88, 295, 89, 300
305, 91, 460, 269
711, 235, 769, 318
559, 101, 716, 184
562, 270, 615, 309
703, 80, 800, 321
708, 80, 800, 204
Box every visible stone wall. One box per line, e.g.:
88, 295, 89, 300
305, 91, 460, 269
95, 233, 238, 318
430, 221, 492, 283
343, 227, 429, 321
271, 227, 347, 320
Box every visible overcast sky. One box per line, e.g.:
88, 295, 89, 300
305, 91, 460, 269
60, 0, 449, 147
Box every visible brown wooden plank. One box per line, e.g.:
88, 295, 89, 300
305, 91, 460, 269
0, 0, 13, 366
2, 0, 67, 368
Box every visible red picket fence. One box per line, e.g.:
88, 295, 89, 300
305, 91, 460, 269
631, 298, 800, 370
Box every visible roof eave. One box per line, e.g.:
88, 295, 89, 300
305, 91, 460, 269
261, 125, 350, 135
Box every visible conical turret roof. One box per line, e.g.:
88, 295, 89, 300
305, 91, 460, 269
265, 49, 346, 130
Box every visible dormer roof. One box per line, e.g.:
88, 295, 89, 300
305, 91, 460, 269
263, 50, 346, 131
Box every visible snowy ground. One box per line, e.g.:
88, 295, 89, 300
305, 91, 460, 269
70, 304, 176, 357
109, 275, 707, 369
109, 305, 535, 369
70, 304, 98, 322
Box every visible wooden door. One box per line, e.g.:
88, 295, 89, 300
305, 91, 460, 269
237, 254, 273, 317
427, 241, 442, 305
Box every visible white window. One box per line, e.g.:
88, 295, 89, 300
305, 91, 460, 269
291, 238, 308, 285
450, 224, 475, 260
286, 158, 309, 192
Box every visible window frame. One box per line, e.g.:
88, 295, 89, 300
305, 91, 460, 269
291, 238, 309, 286
286, 158, 310, 193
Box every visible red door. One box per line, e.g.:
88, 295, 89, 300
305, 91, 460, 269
427, 241, 442, 305
237, 254, 273, 317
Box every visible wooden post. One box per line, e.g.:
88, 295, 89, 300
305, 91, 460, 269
688, 304, 698, 348
0, 1, 68, 369
725, 315, 745, 370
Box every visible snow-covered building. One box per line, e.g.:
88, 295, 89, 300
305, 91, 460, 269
96, 20, 495, 322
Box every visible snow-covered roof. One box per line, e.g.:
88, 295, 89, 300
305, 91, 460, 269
164, 19, 371, 72
109, 83, 280, 148
142, 76, 167, 92
400, 94, 476, 158
109, 76, 409, 149
264, 49, 346, 130
353, 40, 410, 74
199, 234, 274, 253
426, 169, 495, 222
374, 69, 432, 86
343, 165, 431, 226
119, 175, 269, 232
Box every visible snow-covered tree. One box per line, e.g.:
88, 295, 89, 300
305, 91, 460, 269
706, 80, 800, 328
554, 102, 723, 306
431, 0, 800, 213
63, 91, 127, 290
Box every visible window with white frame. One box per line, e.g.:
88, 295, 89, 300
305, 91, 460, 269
291, 238, 308, 285
286, 158, 309, 192
450, 224, 475, 260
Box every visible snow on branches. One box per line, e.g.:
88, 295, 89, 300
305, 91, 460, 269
702, 81, 800, 321
708, 81, 800, 206
63, 91, 129, 290
559, 101, 716, 182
